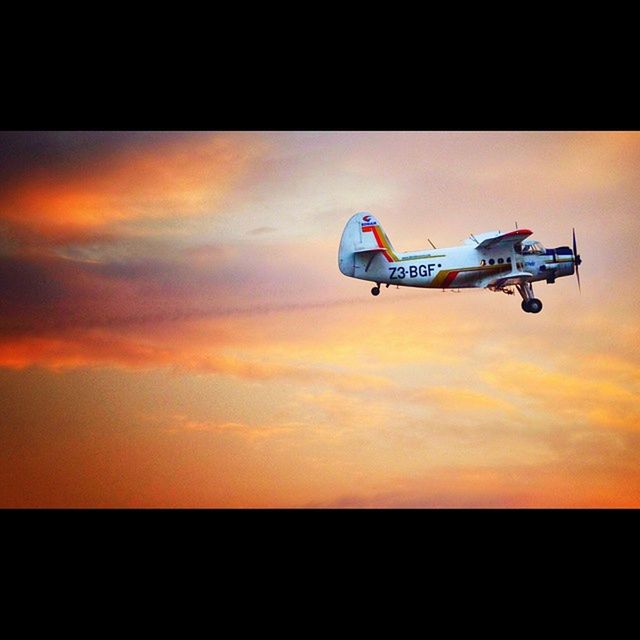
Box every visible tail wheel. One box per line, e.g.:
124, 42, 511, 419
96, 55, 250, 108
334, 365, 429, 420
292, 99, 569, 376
371, 286, 380, 296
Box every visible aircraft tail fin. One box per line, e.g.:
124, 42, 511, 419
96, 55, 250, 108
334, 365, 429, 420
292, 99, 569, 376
338, 212, 397, 277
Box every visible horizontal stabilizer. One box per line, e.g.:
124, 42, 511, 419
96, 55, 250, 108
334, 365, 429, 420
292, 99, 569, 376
353, 245, 387, 254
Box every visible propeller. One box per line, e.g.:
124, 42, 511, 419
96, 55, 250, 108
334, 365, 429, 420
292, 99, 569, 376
572, 228, 582, 292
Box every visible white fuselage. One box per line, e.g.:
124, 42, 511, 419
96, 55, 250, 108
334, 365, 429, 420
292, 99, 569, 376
355, 244, 574, 289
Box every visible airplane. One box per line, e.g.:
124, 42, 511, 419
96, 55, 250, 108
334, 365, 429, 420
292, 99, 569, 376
338, 212, 582, 313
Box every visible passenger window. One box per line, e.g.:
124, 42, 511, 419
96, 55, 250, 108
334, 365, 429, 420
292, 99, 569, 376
498, 258, 504, 264
480, 259, 486, 266
489, 259, 495, 265
507, 257, 511, 263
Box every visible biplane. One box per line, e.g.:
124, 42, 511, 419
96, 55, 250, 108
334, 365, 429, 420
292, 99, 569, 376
338, 212, 581, 313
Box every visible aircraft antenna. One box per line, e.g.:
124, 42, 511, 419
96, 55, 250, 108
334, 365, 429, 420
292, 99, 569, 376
515, 221, 518, 229
428, 238, 437, 249
469, 234, 479, 244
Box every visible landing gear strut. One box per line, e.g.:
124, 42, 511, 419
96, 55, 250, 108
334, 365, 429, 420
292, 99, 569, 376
516, 282, 543, 313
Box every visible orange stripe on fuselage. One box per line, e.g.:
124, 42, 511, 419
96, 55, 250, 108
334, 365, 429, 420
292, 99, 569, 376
442, 271, 459, 288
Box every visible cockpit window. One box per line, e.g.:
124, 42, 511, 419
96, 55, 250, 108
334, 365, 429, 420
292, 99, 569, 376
532, 242, 545, 254
521, 241, 545, 255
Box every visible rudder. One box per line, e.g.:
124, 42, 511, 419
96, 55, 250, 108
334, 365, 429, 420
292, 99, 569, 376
338, 212, 397, 277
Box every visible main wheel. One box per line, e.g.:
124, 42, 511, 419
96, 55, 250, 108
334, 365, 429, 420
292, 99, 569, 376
371, 286, 380, 296
522, 298, 543, 313
528, 298, 543, 313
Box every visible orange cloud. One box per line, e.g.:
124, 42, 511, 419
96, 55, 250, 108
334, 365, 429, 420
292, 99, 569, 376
164, 415, 298, 442
308, 462, 640, 508
482, 361, 640, 432
414, 386, 515, 414
0, 333, 174, 371
0, 326, 397, 396
0, 132, 266, 243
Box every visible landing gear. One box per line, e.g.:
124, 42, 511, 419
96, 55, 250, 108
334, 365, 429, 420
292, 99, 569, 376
371, 285, 380, 296
521, 298, 543, 313
515, 282, 543, 314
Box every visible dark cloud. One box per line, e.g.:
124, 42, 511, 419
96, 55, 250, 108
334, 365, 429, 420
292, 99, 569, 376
0, 242, 357, 340
0, 254, 67, 306
0, 131, 199, 189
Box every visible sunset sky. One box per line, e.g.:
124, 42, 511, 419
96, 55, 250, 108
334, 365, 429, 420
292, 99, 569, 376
1, 130, 639, 507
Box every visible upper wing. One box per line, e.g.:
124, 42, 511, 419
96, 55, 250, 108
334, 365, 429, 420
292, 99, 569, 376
475, 229, 533, 251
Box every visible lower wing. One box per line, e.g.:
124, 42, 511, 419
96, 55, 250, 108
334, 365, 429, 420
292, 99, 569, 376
486, 271, 534, 288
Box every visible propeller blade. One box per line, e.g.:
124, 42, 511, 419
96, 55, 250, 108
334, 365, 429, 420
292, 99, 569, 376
572, 227, 581, 292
